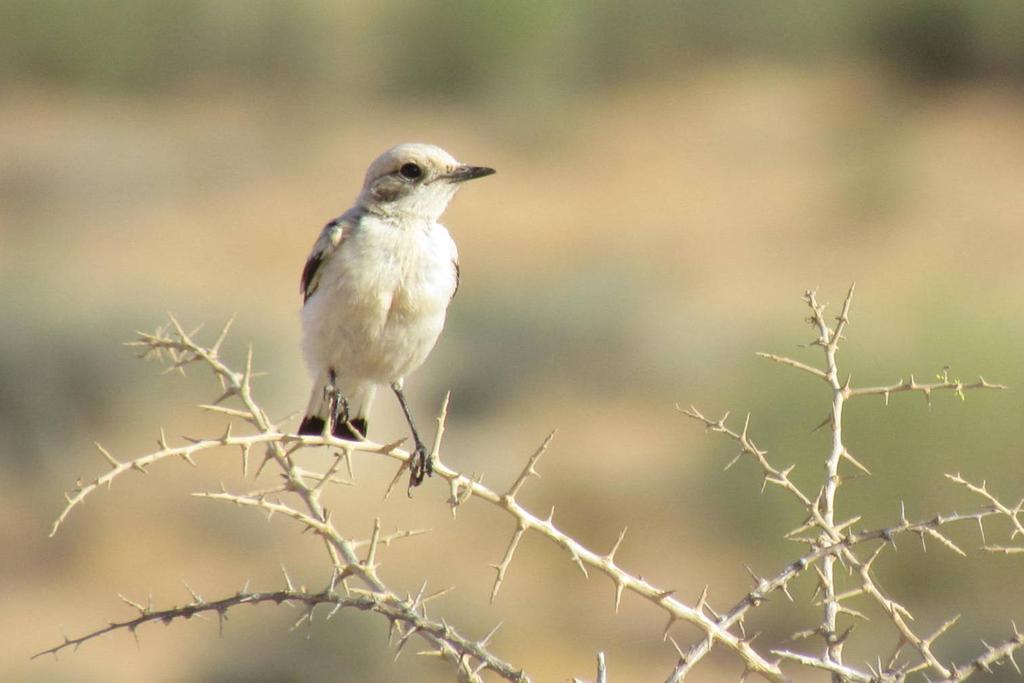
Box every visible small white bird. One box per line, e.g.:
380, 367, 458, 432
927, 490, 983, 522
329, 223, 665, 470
298, 143, 495, 486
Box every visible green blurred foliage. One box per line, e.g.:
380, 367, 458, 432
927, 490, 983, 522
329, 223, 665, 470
5, 1, 1024, 98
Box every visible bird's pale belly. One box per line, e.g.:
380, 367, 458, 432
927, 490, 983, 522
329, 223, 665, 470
302, 261, 451, 385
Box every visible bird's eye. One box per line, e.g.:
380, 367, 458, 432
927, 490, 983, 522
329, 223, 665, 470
399, 162, 422, 180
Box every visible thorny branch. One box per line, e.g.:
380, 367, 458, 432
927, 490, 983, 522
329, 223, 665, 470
44, 317, 786, 680
40, 289, 1024, 682
32, 585, 504, 670
676, 287, 1020, 682
44, 317, 526, 683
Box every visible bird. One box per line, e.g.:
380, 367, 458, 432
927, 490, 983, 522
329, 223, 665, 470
297, 143, 495, 486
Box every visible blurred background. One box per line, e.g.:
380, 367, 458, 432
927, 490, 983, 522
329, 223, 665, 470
4, 1, 1024, 681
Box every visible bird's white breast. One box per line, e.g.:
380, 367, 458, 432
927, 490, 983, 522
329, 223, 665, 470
301, 213, 458, 384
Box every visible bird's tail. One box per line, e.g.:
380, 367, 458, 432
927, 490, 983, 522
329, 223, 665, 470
298, 373, 376, 440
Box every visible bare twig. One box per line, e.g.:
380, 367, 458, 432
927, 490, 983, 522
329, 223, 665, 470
50, 318, 528, 683
32, 584, 523, 681
674, 287, 1013, 682
48, 317, 788, 682
43, 294, 1021, 683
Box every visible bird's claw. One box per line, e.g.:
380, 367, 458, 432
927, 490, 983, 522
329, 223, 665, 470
409, 444, 432, 488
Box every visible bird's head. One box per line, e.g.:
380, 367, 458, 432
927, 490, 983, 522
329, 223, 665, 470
357, 143, 495, 221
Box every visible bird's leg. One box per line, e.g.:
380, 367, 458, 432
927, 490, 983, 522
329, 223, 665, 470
391, 382, 430, 487
325, 368, 349, 436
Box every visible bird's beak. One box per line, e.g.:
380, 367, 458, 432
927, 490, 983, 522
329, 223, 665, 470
444, 165, 496, 183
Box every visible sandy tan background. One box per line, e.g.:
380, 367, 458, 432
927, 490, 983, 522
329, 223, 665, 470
4, 3, 1024, 681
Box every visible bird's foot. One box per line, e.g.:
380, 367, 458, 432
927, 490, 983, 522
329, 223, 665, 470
408, 443, 433, 488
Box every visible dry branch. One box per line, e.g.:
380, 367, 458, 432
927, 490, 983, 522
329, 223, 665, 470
45, 316, 787, 680
45, 318, 528, 683
672, 288, 1015, 682
32, 585, 512, 675
39, 288, 1023, 683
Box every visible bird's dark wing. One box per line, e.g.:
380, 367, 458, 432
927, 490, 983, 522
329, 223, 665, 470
301, 216, 352, 303
451, 260, 460, 301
